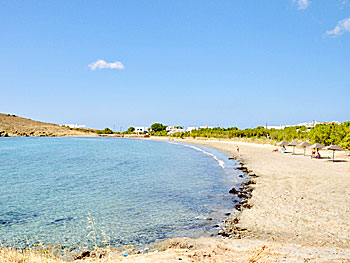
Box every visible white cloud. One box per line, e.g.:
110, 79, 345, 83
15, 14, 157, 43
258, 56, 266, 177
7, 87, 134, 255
326, 17, 350, 36
294, 0, 310, 10
88, 59, 125, 70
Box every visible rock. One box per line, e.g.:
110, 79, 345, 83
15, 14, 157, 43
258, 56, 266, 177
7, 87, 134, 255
225, 212, 231, 216
237, 192, 247, 199
229, 187, 238, 194
242, 203, 252, 209
74, 250, 90, 260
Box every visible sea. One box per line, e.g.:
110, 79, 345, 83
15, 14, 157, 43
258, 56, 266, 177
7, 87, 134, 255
0, 137, 245, 251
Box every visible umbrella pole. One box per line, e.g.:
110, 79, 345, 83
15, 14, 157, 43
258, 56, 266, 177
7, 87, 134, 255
304, 147, 306, 156
293, 146, 295, 155
333, 150, 335, 162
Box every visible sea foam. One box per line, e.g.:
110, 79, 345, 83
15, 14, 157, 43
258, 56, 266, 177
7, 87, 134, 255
169, 142, 225, 169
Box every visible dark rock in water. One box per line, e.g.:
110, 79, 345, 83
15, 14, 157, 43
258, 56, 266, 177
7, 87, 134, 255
233, 218, 239, 224
239, 175, 243, 178
225, 212, 231, 216
229, 187, 238, 194
237, 192, 247, 199
234, 204, 242, 211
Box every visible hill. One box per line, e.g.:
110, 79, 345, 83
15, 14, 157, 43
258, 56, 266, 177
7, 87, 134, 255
0, 113, 95, 137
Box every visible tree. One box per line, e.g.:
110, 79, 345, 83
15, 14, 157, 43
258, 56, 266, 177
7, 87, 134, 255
127, 127, 135, 133
151, 123, 167, 132
103, 128, 113, 134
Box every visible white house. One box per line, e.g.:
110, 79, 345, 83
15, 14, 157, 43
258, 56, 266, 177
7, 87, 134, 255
296, 120, 340, 127
134, 127, 149, 134
166, 126, 185, 134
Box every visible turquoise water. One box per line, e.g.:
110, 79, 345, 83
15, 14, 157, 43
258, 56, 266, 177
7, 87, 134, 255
0, 137, 243, 251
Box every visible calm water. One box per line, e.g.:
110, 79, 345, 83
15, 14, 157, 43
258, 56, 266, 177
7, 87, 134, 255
0, 137, 244, 250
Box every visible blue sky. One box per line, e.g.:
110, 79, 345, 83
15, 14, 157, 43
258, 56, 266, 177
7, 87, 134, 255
1, 1, 349, 130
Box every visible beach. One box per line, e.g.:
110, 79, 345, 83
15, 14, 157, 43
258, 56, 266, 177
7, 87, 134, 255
2, 137, 350, 262
107, 137, 350, 262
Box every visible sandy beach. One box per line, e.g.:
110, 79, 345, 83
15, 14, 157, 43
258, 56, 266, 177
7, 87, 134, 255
105, 137, 350, 262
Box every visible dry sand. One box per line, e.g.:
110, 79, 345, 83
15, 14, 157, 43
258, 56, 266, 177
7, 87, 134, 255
105, 138, 350, 262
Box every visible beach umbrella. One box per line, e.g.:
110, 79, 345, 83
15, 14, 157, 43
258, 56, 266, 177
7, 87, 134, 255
310, 143, 325, 150
297, 142, 311, 156
288, 141, 298, 154
324, 145, 345, 162
277, 141, 289, 146
309, 143, 325, 157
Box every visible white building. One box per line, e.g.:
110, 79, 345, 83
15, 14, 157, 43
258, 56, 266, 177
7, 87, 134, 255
167, 128, 185, 135
64, 124, 86, 129
166, 126, 185, 134
296, 120, 340, 127
134, 127, 149, 134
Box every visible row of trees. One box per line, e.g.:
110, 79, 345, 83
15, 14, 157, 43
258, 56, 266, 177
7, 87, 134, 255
170, 123, 350, 150
95, 122, 350, 150
96, 123, 169, 135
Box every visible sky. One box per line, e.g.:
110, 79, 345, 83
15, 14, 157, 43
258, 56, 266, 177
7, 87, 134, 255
1, 0, 349, 130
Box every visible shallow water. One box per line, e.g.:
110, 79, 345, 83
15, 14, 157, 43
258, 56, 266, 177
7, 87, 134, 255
0, 137, 243, 250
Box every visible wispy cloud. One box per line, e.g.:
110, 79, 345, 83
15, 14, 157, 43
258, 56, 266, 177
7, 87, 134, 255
88, 59, 125, 70
326, 17, 350, 36
294, 0, 310, 10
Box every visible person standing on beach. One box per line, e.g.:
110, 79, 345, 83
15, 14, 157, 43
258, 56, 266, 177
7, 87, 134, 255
236, 146, 240, 154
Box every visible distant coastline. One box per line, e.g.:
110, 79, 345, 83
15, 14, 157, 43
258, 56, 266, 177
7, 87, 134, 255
0, 113, 96, 137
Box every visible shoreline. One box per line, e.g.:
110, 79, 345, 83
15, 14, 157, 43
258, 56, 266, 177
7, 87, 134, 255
2, 137, 350, 262
110, 137, 350, 262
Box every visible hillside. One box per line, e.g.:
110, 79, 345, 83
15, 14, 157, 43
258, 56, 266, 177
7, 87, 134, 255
0, 113, 95, 137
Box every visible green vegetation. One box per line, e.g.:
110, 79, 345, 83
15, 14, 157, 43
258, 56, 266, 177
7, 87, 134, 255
127, 127, 135, 133
167, 123, 350, 150
96, 128, 114, 134
149, 123, 168, 136
150, 123, 167, 132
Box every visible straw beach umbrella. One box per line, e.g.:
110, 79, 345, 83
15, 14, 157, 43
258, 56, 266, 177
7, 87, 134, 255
277, 141, 289, 146
297, 142, 311, 156
288, 141, 298, 155
310, 143, 325, 151
277, 141, 289, 153
324, 145, 345, 162
310, 143, 325, 158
